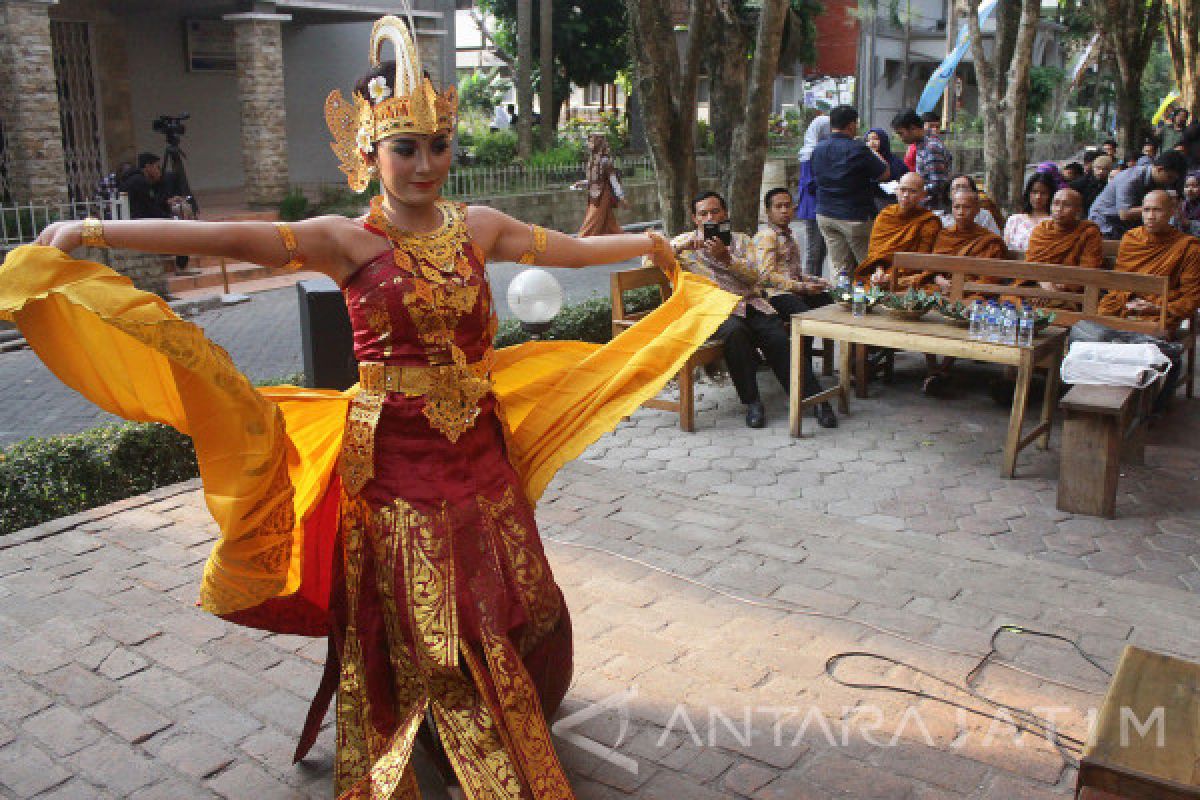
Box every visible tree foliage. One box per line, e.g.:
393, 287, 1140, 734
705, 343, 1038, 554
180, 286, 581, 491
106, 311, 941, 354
479, 0, 629, 126
1090, 0, 1165, 155
457, 68, 513, 114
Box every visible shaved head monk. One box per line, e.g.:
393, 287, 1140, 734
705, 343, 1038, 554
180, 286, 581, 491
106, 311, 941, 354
918, 189, 1007, 292
1024, 188, 1105, 304
1029, 189, 1103, 268
1098, 190, 1200, 331
860, 172, 942, 286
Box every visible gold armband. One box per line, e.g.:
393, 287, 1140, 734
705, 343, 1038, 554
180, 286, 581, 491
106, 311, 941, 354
81, 217, 109, 249
517, 224, 548, 265
273, 222, 304, 271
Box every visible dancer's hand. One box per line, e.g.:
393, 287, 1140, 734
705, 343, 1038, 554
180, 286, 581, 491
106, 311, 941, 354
34, 221, 83, 253
645, 231, 672, 260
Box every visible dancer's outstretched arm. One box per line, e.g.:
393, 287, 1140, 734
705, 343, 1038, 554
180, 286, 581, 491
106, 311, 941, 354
34, 215, 362, 283
467, 205, 670, 268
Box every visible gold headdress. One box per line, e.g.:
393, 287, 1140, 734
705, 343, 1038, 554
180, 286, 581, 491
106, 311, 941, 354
325, 13, 459, 191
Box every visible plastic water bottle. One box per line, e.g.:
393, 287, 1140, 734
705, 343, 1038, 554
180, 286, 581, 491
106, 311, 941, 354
837, 267, 852, 293
1018, 304, 1035, 347
1004, 303, 1019, 344
968, 300, 984, 340
985, 301, 1000, 342
851, 282, 867, 317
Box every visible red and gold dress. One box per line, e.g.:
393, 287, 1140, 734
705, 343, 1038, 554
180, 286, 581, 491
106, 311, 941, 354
327, 201, 575, 797
0, 207, 737, 799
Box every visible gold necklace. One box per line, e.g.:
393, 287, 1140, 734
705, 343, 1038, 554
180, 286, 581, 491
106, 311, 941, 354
368, 196, 468, 275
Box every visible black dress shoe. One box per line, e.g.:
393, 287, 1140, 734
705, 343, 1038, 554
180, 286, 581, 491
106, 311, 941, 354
745, 401, 766, 428
815, 401, 838, 428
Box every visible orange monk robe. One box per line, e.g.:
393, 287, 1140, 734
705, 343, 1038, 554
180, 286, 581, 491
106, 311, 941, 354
1026, 219, 1104, 269
1098, 226, 1200, 330
900, 223, 1007, 291
1015, 219, 1104, 307
856, 205, 942, 285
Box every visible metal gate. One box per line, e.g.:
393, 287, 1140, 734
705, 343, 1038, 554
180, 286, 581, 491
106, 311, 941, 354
50, 20, 105, 202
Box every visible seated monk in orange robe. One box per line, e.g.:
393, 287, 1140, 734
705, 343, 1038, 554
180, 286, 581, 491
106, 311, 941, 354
1098, 190, 1200, 333
919, 189, 1007, 392
916, 189, 1007, 293
1023, 188, 1104, 308
860, 172, 942, 286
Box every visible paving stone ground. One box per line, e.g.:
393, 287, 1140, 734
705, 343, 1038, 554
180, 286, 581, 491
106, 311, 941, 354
2, 427, 1200, 797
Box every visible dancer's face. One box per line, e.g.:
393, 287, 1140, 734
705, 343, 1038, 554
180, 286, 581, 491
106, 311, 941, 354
371, 133, 453, 207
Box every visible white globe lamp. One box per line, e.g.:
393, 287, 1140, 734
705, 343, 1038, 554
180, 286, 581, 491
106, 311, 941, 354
506, 268, 564, 337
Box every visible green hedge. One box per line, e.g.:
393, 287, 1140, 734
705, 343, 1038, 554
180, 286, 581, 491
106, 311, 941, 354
495, 284, 661, 347
0, 286, 664, 534
0, 422, 199, 535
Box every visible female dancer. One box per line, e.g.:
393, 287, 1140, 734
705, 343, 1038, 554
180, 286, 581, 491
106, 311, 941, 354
10, 16, 733, 800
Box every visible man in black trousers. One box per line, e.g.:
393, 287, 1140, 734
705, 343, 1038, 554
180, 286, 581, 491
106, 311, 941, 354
668, 191, 836, 429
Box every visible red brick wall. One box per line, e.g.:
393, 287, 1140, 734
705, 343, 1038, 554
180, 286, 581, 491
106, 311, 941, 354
810, 0, 859, 77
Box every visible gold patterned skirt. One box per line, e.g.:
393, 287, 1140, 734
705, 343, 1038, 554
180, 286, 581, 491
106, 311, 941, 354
331, 394, 574, 800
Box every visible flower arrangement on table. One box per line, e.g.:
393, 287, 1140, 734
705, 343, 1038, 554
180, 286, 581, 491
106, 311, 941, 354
830, 285, 885, 311
877, 288, 941, 320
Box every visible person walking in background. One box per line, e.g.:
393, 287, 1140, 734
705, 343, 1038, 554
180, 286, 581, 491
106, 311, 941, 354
891, 109, 951, 210
574, 133, 624, 237
811, 105, 890, 278
795, 104, 831, 276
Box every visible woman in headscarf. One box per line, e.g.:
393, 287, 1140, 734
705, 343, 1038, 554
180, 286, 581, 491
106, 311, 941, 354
576, 132, 624, 237
795, 110, 832, 276
1036, 161, 1068, 191
865, 127, 909, 212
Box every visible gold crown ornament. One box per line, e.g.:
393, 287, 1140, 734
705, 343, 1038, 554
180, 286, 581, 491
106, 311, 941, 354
325, 14, 458, 191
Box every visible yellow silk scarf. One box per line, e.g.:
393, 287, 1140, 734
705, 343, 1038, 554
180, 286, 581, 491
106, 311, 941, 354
0, 245, 735, 617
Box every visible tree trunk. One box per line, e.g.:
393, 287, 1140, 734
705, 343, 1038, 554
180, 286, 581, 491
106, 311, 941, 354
1091, 0, 1164, 157
965, 0, 1010, 210
1162, 0, 1199, 118
539, 0, 554, 148
624, 0, 708, 235
516, 0, 534, 159
707, 1, 752, 192
727, 0, 789, 231
1001, 0, 1040, 206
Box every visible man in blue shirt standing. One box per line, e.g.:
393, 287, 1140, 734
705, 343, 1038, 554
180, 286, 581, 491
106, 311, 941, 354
1088, 150, 1187, 239
810, 105, 891, 278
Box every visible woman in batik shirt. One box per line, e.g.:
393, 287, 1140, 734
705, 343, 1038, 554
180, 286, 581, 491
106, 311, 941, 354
10, 16, 736, 800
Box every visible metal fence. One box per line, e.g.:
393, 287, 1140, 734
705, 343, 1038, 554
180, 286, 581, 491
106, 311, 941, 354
442, 155, 658, 202
0, 194, 129, 251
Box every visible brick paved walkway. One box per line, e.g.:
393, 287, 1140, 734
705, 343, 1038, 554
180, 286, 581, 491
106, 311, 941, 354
3, 448, 1199, 798
583, 355, 1200, 595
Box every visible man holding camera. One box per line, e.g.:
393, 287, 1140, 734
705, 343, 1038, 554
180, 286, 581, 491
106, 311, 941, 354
667, 191, 835, 429
118, 153, 170, 219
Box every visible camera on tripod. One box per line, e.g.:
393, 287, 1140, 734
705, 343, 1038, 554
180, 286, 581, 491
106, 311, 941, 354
152, 113, 190, 145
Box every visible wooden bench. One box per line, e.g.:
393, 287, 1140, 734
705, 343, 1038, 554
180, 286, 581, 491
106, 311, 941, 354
610, 265, 834, 431
889, 253, 1195, 398
1057, 384, 1154, 518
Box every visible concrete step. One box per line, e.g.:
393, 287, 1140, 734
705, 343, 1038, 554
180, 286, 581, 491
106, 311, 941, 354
166, 261, 291, 294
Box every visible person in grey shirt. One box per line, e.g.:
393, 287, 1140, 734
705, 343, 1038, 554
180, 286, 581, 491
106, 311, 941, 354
1088, 150, 1187, 239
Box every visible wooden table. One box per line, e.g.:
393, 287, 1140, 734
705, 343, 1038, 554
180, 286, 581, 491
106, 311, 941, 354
788, 304, 1068, 478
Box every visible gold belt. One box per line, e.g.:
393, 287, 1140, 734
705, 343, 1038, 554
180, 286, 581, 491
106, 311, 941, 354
357, 359, 491, 394
338, 354, 495, 497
